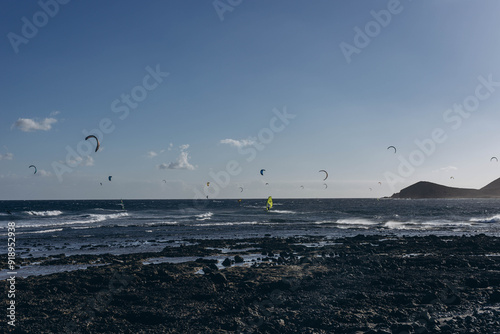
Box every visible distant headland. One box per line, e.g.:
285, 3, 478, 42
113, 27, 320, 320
391, 177, 500, 199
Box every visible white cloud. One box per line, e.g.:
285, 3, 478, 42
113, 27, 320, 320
433, 166, 458, 173
64, 156, 94, 167
220, 138, 255, 148
49, 111, 60, 116
66, 158, 80, 166
148, 147, 171, 158
0, 153, 13, 160
83, 156, 94, 166
13, 117, 57, 132
179, 144, 190, 151
168, 143, 174, 151
158, 151, 195, 170
38, 169, 52, 177
147, 151, 158, 158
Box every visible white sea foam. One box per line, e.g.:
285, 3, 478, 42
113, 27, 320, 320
70, 212, 129, 224
193, 221, 261, 227
145, 221, 179, 226
313, 220, 336, 225
269, 210, 295, 214
332, 219, 377, 229
422, 221, 472, 227
314, 218, 378, 229
383, 220, 472, 230
336, 219, 378, 226
21, 212, 129, 228
25, 210, 63, 216
383, 221, 417, 230
196, 212, 213, 221
470, 215, 500, 224
25, 228, 63, 234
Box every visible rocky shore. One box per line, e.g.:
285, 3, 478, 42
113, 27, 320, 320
4, 234, 500, 333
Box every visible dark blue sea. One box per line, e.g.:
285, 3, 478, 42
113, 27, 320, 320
2, 198, 500, 260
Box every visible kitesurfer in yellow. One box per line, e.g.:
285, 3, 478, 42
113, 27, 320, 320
266, 196, 273, 211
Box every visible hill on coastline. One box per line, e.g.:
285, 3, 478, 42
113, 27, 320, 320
391, 177, 500, 199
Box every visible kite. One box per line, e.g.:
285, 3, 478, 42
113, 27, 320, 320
387, 146, 396, 153
491, 157, 498, 162
29, 165, 37, 174
260, 169, 266, 176
239, 187, 244, 192
163, 180, 167, 183
319, 170, 328, 181
85, 135, 100, 152
108, 176, 112, 181
323, 183, 328, 189
207, 182, 210, 187
301, 185, 304, 189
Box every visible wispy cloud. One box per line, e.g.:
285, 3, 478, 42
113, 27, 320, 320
433, 166, 458, 173
83, 156, 94, 166
220, 138, 255, 148
49, 111, 60, 116
147, 151, 158, 158
38, 169, 52, 177
179, 144, 190, 151
0, 153, 13, 160
13, 117, 57, 132
65, 156, 94, 167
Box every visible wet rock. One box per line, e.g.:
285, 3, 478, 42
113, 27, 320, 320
488, 290, 500, 303
210, 272, 228, 285
390, 323, 413, 333
465, 277, 480, 288
202, 266, 214, 275
8, 235, 500, 333
444, 293, 461, 305
299, 256, 312, 264
421, 292, 439, 304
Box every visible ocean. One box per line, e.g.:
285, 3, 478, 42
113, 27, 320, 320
2, 198, 500, 260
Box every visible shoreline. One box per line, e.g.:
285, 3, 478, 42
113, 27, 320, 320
3, 234, 500, 333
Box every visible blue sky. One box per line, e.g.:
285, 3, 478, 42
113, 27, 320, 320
2, 0, 500, 200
